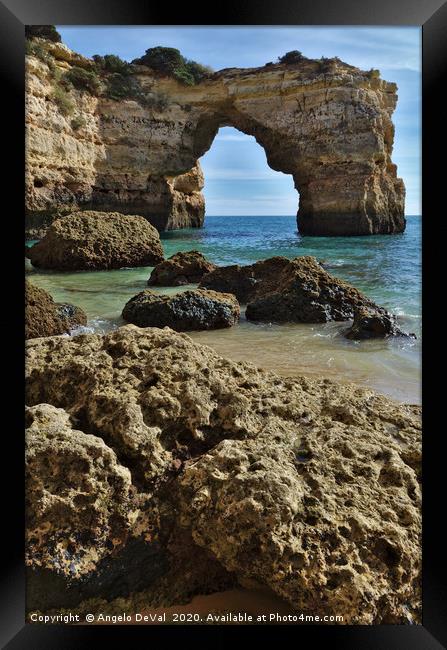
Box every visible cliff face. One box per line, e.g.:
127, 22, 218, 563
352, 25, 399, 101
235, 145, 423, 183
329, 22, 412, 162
25, 41, 405, 236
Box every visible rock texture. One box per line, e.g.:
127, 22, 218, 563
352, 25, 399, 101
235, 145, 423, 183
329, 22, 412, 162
344, 307, 415, 340
200, 257, 290, 303
28, 211, 164, 271
26, 403, 133, 579
26, 39, 405, 236
148, 251, 217, 286
25, 326, 421, 623
201, 255, 382, 323
25, 281, 87, 339
122, 289, 240, 331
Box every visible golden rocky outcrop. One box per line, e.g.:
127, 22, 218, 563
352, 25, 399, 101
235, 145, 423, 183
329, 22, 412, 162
28, 210, 164, 270
25, 281, 87, 339
25, 326, 421, 623
26, 40, 405, 237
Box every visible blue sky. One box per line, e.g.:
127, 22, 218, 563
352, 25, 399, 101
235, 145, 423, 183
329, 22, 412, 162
57, 26, 421, 216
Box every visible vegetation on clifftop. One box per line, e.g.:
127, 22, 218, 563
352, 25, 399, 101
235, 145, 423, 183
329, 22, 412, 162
132, 47, 213, 85
64, 66, 102, 94
92, 54, 145, 101
25, 25, 61, 43
277, 50, 307, 64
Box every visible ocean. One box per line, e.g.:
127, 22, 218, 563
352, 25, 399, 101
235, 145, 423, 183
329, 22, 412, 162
26, 214, 421, 404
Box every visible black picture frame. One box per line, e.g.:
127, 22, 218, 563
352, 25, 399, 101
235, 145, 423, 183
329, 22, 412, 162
1, 0, 446, 647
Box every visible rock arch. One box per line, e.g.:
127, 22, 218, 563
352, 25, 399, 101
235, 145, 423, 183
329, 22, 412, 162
25, 42, 405, 237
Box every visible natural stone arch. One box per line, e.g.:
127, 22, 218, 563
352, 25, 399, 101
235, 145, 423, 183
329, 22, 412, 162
25, 41, 405, 237
188, 86, 405, 236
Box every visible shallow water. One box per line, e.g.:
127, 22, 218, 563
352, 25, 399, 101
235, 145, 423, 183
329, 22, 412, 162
26, 215, 421, 404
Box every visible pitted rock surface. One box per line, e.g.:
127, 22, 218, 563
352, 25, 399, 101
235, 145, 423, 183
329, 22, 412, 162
25, 281, 87, 339
148, 251, 217, 286
28, 211, 164, 270
25, 326, 421, 622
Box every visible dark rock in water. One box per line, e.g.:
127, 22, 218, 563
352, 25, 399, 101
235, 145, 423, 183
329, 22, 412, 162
344, 307, 416, 340
28, 210, 164, 271
122, 289, 240, 331
200, 257, 290, 303
201, 256, 391, 324
148, 250, 217, 286
25, 245, 32, 259
239, 256, 380, 323
25, 281, 87, 339
55, 303, 88, 331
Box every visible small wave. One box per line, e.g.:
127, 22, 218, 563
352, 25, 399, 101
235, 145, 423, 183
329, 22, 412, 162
70, 325, 96, 336
70, 318, 119, 336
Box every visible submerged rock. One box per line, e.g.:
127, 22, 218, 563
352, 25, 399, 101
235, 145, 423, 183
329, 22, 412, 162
148, 250, 217, 286
25, 326, 421, 623
25, 281, 87, 339
122, 289, 240, 331
27, 211, 164, 271
344, 307, 416, 340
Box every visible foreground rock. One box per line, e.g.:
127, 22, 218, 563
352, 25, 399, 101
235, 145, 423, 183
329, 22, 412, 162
344, 307, 416, 340
25, 281, 87, 339
25, 326, 421, 623
202, 256, 381, 322
27, 211, 164, 271
122, 289, 240, 331
148, 251, 217, 286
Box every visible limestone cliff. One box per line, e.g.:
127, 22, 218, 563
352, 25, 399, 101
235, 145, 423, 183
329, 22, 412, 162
25, 40, 405, 236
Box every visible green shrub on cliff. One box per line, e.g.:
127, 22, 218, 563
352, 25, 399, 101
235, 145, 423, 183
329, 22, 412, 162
70, 115, 86, 130
25, 25, 61, 43
93, 54, 131, 75
52, 85, 74, 116
132, 46, 212, 85
64, 66, 101, 95
91, 54, 146, 102
104, 73, 143, 101
278, 50, 306, 64
367, 68, 381, 79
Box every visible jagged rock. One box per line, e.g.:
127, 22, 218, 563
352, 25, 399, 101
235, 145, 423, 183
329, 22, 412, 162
26, 41, 404, 235
122, 289, 240, 331
25, 281, 87, 339
344, 307, 416, 340
244, 257, 381, 323
200, 257, 290, 303
26, 403, 133, 578
148, 251, 217, 286
25, 403, 170, 612
27, 211, 164, 271
25, 326, 421, 623
202, 255, 382, 323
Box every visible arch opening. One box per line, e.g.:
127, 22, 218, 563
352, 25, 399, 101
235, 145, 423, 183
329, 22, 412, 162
198, 126, 298, 219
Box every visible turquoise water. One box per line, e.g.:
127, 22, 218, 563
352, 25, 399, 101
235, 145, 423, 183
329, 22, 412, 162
26, 215, 421, 404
